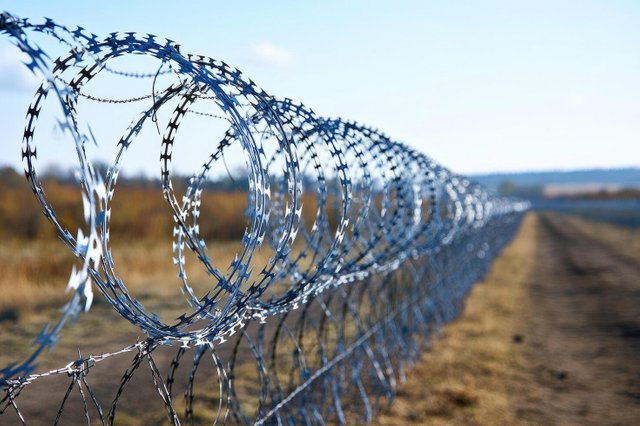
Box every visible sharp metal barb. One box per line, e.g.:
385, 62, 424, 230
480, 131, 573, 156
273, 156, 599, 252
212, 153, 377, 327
0, 11, 529, 425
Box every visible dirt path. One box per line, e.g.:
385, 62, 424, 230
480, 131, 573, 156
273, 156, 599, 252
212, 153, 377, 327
516, 214, 640, 425
380, 213, 640, 425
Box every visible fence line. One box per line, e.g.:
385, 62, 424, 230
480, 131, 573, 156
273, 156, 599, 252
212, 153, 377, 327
1, 12, 528, 424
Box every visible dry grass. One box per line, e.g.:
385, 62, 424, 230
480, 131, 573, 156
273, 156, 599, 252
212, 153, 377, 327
0, 239, 248, 315
377, 213, 538, 425
2, 210, 637, 424
0, 174, 325, 243
0, 240, 75, 320
0, 176, 252, 241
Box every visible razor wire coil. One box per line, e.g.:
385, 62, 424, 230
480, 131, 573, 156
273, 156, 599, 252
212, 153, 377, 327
0, 12, 529, 425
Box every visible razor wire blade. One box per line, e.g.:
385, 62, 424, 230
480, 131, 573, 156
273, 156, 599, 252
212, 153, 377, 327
0, 12, 529, 425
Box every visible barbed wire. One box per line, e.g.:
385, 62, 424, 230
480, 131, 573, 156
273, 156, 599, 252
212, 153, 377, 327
0, 12, 529, 425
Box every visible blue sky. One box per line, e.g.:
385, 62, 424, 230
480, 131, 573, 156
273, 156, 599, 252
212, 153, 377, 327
0, 0, 638, 175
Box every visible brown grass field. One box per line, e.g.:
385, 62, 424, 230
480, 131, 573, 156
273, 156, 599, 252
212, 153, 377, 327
1, 212, 639, 424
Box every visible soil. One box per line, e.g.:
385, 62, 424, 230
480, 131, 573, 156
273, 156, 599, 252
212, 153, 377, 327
514, 213, 640, 425
379, 213, 640, 425
2, 213, 639, 424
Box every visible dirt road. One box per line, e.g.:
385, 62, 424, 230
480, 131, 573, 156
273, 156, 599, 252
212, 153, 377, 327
515, 214, 640, 425
380, 213, 640, 425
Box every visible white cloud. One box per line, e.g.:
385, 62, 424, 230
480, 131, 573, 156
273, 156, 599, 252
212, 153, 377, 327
250, 42, 294, 67
0, 43, 40, 92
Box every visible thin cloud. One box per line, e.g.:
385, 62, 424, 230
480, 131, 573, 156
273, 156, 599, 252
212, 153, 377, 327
0, 44, 40, 92
250, 42, 294, 67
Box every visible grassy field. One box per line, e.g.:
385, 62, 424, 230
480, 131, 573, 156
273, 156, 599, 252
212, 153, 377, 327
1, 212, 639, 424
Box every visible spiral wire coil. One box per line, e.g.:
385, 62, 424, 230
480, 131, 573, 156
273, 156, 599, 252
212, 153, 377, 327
0, 12, 529, 425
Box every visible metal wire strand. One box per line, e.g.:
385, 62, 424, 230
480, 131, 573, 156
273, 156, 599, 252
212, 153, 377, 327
0, 12, 529, 425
